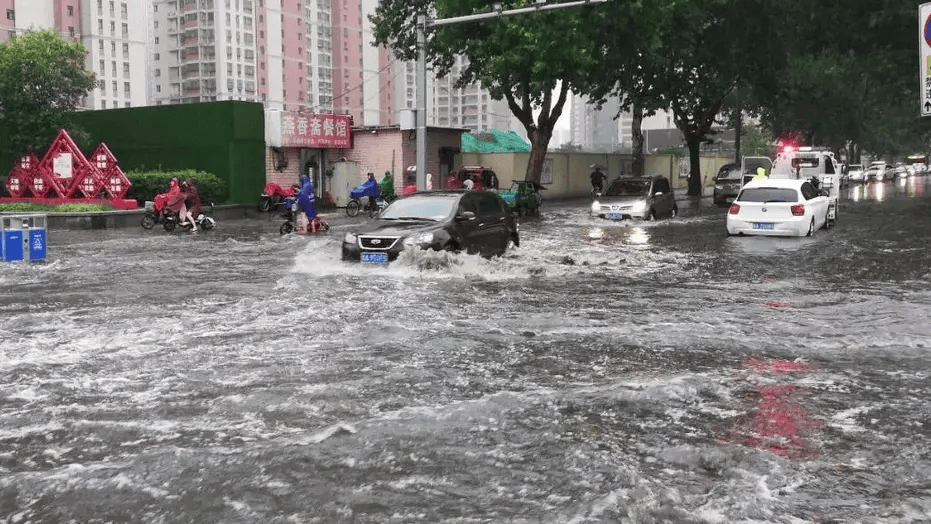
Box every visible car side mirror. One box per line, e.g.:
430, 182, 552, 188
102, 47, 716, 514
456, 211, 476, 221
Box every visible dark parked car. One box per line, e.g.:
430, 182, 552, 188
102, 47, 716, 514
713, 163, 743, 206
341, 190, 520, 264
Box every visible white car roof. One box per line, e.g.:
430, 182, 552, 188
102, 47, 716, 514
742, 178, 806, 190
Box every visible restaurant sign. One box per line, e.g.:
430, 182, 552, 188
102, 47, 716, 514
281, 112, 352, 148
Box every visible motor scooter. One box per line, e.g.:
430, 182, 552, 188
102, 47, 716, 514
163, 203, 217, 232
279, 203, 329, 235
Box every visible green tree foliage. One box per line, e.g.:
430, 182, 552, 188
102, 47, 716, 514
0, 30, 96, 160
762, 1, 927, 158
369, 0, 621, 182
594, 0, 787, 194
126, 168, 229, 205
740, 123, 775, 157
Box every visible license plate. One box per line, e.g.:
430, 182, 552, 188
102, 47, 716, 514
606, 212, 623, 220
752, 222, 774, 230
361, 251, 388, 264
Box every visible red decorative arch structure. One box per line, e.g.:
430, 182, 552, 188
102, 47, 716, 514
1, 130, 137, 209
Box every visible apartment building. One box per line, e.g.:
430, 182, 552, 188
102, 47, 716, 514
0, 0, 148, 110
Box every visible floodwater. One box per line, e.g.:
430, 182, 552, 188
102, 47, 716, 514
1, 176, 930, 523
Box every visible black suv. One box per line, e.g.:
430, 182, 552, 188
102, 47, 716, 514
713, 163, 743, 206
341, 191, 520, 264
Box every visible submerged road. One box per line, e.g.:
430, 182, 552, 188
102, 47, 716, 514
1, 176, 930, 523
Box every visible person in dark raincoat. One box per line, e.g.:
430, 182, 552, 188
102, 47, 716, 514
180, 178, 202, 230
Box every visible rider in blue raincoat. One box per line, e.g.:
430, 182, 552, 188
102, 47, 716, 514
350, 174, 382, 212
297, 175, 317, 220
282, 175, 317, 221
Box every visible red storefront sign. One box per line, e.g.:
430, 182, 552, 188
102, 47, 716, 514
280, 112, 352, 148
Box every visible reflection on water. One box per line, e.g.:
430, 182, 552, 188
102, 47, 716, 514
848, 174, 931, 202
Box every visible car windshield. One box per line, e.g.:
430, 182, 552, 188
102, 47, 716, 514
380, 195, 456, 221
718, 170, 741, 180
604, 179, 650, 196
738, 188, 799, 203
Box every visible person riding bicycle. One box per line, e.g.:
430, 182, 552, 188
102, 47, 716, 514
364, 172, 379, 212
590, 166, 607, 194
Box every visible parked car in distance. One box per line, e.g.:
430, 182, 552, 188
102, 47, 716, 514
892, 163, 908, 179
590, 175, 678, 221
341, 191, 519, 264
713, 163, 743, 206
726, 178, 830, 237
446, 165, 500, 191
847, 163, 866, 183
496, 180, 545, 217
866, 161, 892, 181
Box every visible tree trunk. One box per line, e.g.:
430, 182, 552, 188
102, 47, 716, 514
733, 109, 742, 163
632, 103, 644, 177
524, 127, 552, 182
686, 134, 703, 196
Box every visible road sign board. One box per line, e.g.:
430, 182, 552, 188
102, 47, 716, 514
921, 3, 931, 116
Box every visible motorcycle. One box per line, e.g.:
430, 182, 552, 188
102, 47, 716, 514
163, 203, 217, 232
279, 203, 330, 235
141, 201, 167, 229
259, 182, 298, 212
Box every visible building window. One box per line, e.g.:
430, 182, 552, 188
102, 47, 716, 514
111, 41, 116, 54
98, 79, 105, 92
154, 52, 160, 61
121, 23, 128, 38
98, 19, 103, 32
122, 42, 129, 59
68, 26, 76, 37
109, 1, 115, 16
111, 61, 116, 76
99, 60, 105, 74
156, 85, 161, 93
110, 21, 115, 36
124, 82, 130, 96
67, 6, 74, 16
97, 0, 102, 10
154, 37, 159, 44
98, 39, 104, 52
122, 62, 130, 77
125, 102, 131, 108
101, 100, 107, 109
121, 3, 127, 19
153, 4, 157, 12
5, 9, 13, 21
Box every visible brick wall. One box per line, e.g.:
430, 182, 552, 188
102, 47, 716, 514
265, 147, 302, 188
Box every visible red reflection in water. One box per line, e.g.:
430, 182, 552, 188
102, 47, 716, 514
764, 299, 793, 310
718, 357, 823, 460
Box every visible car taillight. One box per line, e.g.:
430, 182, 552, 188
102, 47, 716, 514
791, 204, 805, 216
728, 204, 740, 214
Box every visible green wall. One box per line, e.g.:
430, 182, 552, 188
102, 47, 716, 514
65, 100, 265, 204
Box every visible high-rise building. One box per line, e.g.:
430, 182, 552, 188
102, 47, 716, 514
570, 93, 620, 152
0, 0, 149, 110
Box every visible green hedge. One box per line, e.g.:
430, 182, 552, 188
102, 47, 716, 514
126, 168, 229, 205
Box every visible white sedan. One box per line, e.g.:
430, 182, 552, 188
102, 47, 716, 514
726, 178, 830, 237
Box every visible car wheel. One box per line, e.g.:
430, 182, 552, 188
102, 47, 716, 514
806, 218, 814, 237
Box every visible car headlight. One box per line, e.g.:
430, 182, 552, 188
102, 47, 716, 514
714, 184, 723, 189
403, 232, 434, 247
344, 231, 357, 243
631, 200, 647, 212
590, 200, 600, 213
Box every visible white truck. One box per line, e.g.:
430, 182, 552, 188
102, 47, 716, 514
768, 146, 840, 227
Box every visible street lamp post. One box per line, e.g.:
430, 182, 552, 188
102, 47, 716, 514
414, 0, 607, 190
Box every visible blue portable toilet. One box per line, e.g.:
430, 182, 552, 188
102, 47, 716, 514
1, 214, 47, 262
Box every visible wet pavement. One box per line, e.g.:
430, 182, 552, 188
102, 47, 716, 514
1, 176, 930, 523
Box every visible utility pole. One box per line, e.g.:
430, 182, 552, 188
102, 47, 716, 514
414, 0, 607, 190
